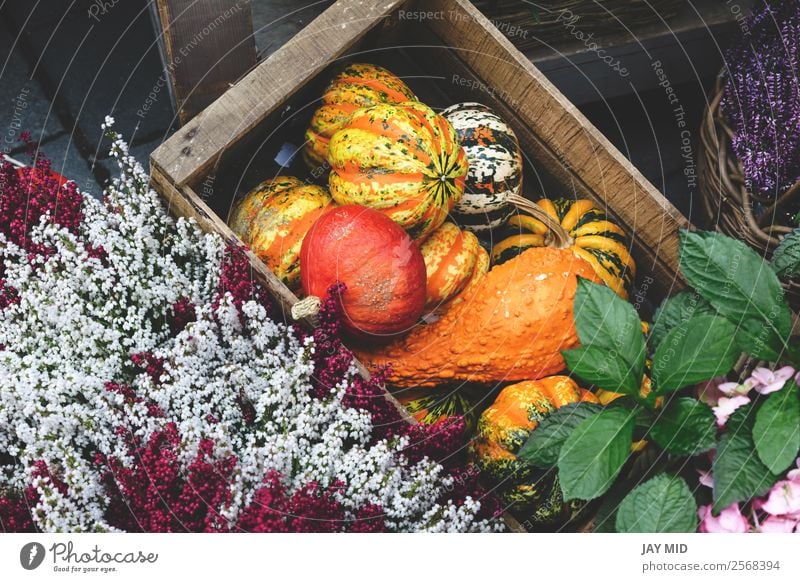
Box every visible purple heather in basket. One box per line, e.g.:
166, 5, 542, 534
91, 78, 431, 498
722, 0, 800, 198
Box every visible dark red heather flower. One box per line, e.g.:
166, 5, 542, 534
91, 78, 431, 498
0, 495, 36, 532
214, 244, 273, 321
100, 425, 236, 532
0, 155, 83, 253
168, 297, 197, 335
348, 503, 387, 533
130, 352, 167, 385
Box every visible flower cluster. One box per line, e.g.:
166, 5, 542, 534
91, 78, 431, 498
696, 367, 800, 533
722, 0, 800, 197
0, 119, 501, 532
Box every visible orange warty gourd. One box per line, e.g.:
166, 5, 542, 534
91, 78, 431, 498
327, 101, 468, 240
469, 376, 599, 522
304, 63, 416, 169
300, 205, 427, 338
355, 246, 601, 387
420, 222, 481, 307
228, 176, 333, 288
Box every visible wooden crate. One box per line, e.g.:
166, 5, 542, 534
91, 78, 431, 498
149, 0, 690, 530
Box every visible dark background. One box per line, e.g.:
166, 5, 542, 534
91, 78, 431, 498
0, 0, 752, 223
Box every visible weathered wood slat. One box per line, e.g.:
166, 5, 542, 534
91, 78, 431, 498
153, 0, 258, 125
425, 0, 689, 288
151, 0, 406, 185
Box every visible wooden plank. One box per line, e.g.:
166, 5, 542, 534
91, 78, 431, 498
150, 0, 407, 187
425, 0, 689, 289
153, 0, 257, 125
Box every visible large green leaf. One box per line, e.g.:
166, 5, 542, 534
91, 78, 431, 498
566, 278, 645, 395
558, 407, 635, 501
615, 474, 698, 533
562, 346, 641, 395
650, 290, 715, 349
712, 405, 779, 513
650, 397, 716, 456
651, 314, 739, 394
771, 228, 800, 278
679, 230, 792, 361
753, 382, 800, 474
517, 402, 602, 467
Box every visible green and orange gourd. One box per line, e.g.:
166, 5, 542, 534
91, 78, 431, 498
469, 376, 599, 524
327, 100, 469, 240
228, 176, 333, 289
304, 63, 416, 168
419, 222, 481, 308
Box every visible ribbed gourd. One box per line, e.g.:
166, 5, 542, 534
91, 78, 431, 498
227, 176, 333, 288
327, 101, 468, 240
304, 63, 416, 169
442, 102, 522, 232
494, 198, 635, 299
469, 376, 599, 524
419, 222, 481, 307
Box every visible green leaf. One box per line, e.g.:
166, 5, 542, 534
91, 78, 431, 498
651, 314, 739, 394
650, 397, 716, 456
650, 290, 715, 349
573, 278, 646, 374
562, 346, 641, 395
517, 402, 603, 467
753, 381, 800, 474
772, 228, 800, 278
679, 230, 792, 361
558, 407, 636, 501
712, 405, 779, 513
615, 474, 698, 533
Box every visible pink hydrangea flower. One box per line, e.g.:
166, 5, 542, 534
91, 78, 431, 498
712, 395, 751, 427
760, 480, 800, 516
698, 503, 750, 533
758, 515, 798, 533
697, 376, 733, 407
750, 366, 795, 395
697, 469, 714, 489
787, 459, 800, 482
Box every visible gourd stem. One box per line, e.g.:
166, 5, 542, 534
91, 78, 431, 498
291, 295, 322, 320
507, 194, 574, 249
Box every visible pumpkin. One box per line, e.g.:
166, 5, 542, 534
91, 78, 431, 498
304, 63, 416, 169
300, 204, 426, 337
355, 246, 601, 387
469, 376, 598, 523
496, 198, 635, 299
449, 244, 490, 307
394, 386, 478, 431
228, 176, 333, 288
327, 101, 468, 240
442, 102, 521, 232
420, 222, 481, 307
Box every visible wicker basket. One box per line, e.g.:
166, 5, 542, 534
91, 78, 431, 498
699, 73, 800, 306
472, 0, 684, 51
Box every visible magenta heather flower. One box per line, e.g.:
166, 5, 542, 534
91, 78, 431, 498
698, 503, 750, 533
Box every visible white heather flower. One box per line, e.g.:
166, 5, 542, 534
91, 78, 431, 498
0, 124, 499, 533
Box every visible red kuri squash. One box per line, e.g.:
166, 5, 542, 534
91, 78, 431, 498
300, 205, 427, 338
